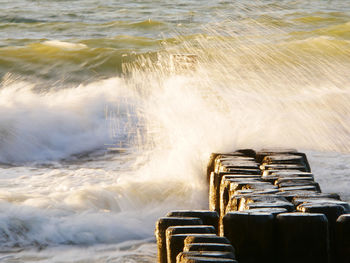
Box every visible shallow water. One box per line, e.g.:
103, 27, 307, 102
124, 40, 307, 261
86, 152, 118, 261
1, 0, 350, 262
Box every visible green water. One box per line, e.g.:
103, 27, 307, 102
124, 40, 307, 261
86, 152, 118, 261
1, 0, 350, 84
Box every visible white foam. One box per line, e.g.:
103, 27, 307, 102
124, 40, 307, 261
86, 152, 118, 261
0, 158, 205, 247
0, 77, 137, 163
0, 241, 156, 263
42, 40, 87, 50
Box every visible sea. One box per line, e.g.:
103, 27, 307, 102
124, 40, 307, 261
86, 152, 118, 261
0, 0, 350, 262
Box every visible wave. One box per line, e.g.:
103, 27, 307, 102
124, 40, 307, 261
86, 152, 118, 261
0, 76, 141, 163
0, 19, 168, 34
289, 21, 350, 40
0, 202, 152, 247
0, 15, 44, 24
290, 11, 349, 25
129, 19, 167, 29
1, 22, 350, 162
42, 40, 88, 50
0, 38, 163, 81
0, 167, 205, 247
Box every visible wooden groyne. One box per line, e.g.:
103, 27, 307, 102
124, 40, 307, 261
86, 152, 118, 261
155, 148, 350, 263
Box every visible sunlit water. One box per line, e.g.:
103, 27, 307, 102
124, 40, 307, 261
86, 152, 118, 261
1, 0, 350, 262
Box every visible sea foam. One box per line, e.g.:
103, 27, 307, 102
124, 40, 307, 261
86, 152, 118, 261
0, 77, 136, 163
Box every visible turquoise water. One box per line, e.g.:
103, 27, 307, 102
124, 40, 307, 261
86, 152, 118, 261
1, 1, 350, 262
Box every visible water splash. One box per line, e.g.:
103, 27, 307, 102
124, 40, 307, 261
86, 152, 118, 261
125, 18, 350, 156
1, 8, 350, 258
